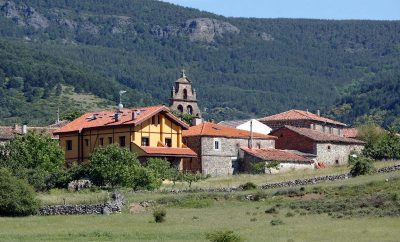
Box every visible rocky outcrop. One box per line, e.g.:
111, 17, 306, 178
259, 32, 274, 41
182, 18, 240, 42
151, 18, 240, 43
1, 1, 48, 29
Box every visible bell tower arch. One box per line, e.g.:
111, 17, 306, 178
169, 69, 202, 118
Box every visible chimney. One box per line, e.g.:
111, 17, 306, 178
114, 113, 120, 122
22, 125, 27, 135
132, 111, 138, 120
249, 119, 254, 149
317, 110, 321, 116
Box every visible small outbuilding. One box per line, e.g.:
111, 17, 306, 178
240, 147, 315, 173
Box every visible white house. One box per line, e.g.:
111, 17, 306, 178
219, 119, 272, 135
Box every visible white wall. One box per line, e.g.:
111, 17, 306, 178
236, 119, 272, 135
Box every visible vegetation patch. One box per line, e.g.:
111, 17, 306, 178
205, 230, 243, 242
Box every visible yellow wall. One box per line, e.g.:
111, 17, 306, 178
59, 113, 184, 162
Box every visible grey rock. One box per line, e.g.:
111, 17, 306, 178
59, 18, 77, 31
80, 21, 99, 35
182, 18, 240, 42
23, 6, 49, 29
260, 32, 274, 41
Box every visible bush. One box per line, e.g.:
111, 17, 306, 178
130, 166, 161, 191
240, 182, 257, 190
153, 207, 166, 223
145, 158, 172, 180
205, 230, 243, 242
89, 144, 140, 187
349, 154, 375, 177
265, 207, 278, 214
0, 168, 39, 216
270, 219, 284, 226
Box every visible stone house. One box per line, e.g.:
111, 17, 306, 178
182, 122, 276, 176
169, 69, 202, 118
270, 126, 365, 166
240, 147, 314, 173
53, 105, 196, 169
259, 109, 347, 136
219, 119, 272, 135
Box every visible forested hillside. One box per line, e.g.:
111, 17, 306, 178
0, 0, 399, 125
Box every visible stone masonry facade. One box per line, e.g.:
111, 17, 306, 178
315, 143, 364, 166
199, 137, 275, 176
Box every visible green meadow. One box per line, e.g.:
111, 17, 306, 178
1, 163, 400, 242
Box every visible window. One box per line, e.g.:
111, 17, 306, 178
99, 138, 104, 146
327, 145, 331, 151
329, 127, 333, 134
214, 138, 221, 150
257, 143, 261, 149
177, 105, 183, 113
335, 160, 339, 165
141, 137, 150, 146
165, 138, 172, 147
108, 137, 113, 144
151, 115, 159, 125
66, 140, 72, 151
187, 105, 193, 115
183, 89, 188, 100
84, 139, 89, 146
119, 136, 126, 147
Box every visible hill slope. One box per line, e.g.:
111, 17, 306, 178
0, 0, 399, 125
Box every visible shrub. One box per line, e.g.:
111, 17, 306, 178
349, 154, 375, 177
240, 182, 257, 190
153, 207, 166, 223
0, 168, 39, 216
145, 158, 171, 180
205, 230, 243, 242
89, 144, 140, 187
265, 207, 278, 214
270, 219, 284, 226
286, 212, 295, 217
130, 166, 161, 191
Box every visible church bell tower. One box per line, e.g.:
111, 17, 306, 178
169, 69, 202, 118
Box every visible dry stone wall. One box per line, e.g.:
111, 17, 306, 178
39, 192, 124, 216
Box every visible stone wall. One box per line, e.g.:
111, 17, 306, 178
39, 192, 124, 216
315, 143, 364, 165
240, 151, 314, 173
261, 119, 343, 136
201, 137, 275, 176
273, 127, 315, 154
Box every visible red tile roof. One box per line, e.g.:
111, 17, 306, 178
241, 147, 313, 163
139, 146, 197, 157
54, 105, 189, 134
183, 122, 276, 140
272, 126, 365, 145
259, 109, 346, 126
343, 128, 358, 138
0, 126, 15, 140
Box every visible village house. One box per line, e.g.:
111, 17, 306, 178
53, 105, 197, 169
218, 119, 272, 135
270, 125, 365, 166
259, 109, 347, 136
182, 122, 278, 176
0, 122, 68, 144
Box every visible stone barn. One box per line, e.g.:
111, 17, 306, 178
270, 126, 365, 166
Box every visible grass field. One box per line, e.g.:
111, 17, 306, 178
1, 165, 400, 242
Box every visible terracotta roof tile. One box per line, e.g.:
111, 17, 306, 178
54, 105, 189, 134
0, 126, 15, 140
272, 126, 365, 145
343, 128, 358, 138
259, 109, 346, 126
241, 147, 313, 163
139, 146, 197, 157
183, 122, 276, 140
